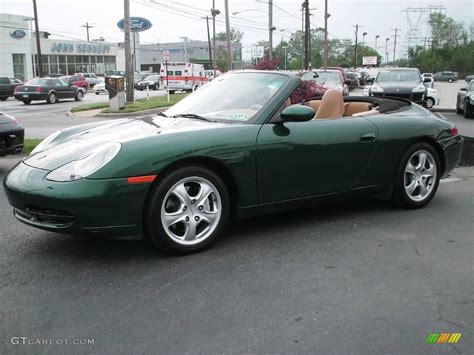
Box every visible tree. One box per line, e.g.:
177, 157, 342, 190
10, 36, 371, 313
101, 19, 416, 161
214, 28, 244, 71
214, 28, 243, 43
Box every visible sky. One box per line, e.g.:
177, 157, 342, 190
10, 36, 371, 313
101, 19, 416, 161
1, 0, 472, 59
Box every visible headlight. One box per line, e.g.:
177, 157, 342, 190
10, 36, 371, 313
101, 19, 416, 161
469, 94, 474, 101
371, 85, 383, 93
46, 143, 121, 182
412, 85, 426, 93
30, 130, 61, 155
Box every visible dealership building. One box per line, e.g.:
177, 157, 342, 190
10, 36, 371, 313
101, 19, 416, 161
0, 13, 124, 80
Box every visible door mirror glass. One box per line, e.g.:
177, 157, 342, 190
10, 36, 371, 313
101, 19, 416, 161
280, 104, 315, 122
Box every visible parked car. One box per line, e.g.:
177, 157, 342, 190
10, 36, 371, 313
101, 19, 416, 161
0, 112, 24, 157
369, 68, 429, 104
465, 74, 474, 82
320, 66, 347, 81
93, 81, 107, 95
456, 80, 474, 118
303, 69, 349, 96
425, 87, 440, 109
76, 73, 100, 87
60, 75, 88, 91
135, 74, 160, 90
344, 72, 361, 90
0, 77, 22, 101
422, 73, 434, 88
433, 71, 458, 83
95, 73, 105, 78
3, 71, 463, 254
14, 77, 84, 104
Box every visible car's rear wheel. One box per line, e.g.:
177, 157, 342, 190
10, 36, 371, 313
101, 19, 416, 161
425, 97, 435, 109
0, 96, 7, 101
23, 99, 31, 105
448, 78, 453, 83
144, 166, 230, 254
74, 90, 83, 101
392, 143, 440, 209
47, 92, 56, 104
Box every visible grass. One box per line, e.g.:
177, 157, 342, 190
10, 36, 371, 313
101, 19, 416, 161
23, 139, 42, 154
71, 93, 187, 113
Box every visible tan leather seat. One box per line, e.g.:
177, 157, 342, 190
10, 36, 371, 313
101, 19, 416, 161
344, 102, 372, 116
305, 100, 321, 112
315, 89, 345, 119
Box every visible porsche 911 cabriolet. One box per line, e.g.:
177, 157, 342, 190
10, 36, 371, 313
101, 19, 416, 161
3, 71, 463, 254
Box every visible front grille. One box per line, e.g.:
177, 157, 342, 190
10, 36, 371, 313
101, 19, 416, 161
374, 93, 424, 102
15, 207, 74, 227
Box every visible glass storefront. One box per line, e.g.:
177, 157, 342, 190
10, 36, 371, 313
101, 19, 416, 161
32, 54, 116, 76
12, 54, 26, 81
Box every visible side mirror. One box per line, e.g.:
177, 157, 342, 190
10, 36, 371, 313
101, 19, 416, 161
423, 77, 432, 83
460, 88, 467, 91
280, 104, 315, 122
366, 78, 374, 84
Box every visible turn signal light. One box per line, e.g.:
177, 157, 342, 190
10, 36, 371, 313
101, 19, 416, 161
127, 175, 157, 184
450, 127, 459, 136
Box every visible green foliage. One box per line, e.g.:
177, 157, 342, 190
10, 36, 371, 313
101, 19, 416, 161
214, 28, 243, 43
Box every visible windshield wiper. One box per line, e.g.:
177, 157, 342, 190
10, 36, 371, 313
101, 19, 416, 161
172, 113, 215, 122
156, 111, 168, 117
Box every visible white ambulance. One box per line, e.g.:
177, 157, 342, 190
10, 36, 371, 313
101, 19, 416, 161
160, 62, 208, 94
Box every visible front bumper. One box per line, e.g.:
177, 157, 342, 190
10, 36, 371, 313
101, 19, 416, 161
372, 92, 425, 104
3, 162, 151, 236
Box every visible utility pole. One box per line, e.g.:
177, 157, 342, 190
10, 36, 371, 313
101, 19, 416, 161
32, 0, 43, 77
391, 28, 401, 63
323, 0, 329, 69
268, 0, 274, 60
203, 16, 213, 72
304, 0, 310, 69
353, 24, 361, 68
211, 2, 220, 76
224, 0, 232, 70
81, 22, 94, 42
124, 0, 134, 102
362, 32, 367, 46
300, 4, 304, 70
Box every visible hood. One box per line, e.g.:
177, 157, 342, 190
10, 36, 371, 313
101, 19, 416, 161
375, 81, 423, 91
0, 112, 16, 125
24, 116, 225, 171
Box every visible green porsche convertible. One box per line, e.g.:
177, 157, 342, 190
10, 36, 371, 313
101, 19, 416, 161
3, 71, 463, 254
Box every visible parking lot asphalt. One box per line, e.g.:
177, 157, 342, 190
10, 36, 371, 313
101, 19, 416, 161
0, 154, 472, 354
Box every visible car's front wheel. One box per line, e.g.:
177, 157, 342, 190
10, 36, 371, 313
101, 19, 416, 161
47, 92, 57, 104
425, 97, 435, 109
392, 143, 440, 209
448, 78, 454, 83
144, 166, 230, 254
464, 102, 474, 118
74, 90, 83, 101
456, 99, 463, 114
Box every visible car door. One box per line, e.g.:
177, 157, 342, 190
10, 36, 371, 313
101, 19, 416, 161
256, 116, 378, 203
56, 78, 74, 98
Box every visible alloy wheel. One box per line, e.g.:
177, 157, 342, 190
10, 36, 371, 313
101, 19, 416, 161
404, 150, 437, 202
160, 176, 222, 245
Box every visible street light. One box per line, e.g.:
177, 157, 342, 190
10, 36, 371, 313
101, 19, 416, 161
385, 37, 390, 65
375, 35, 380, 52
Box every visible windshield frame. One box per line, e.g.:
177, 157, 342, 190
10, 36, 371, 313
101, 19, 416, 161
162, 71, 293, 125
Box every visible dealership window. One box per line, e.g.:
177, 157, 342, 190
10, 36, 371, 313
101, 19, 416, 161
12, 54, 25, 81
32, 54, 116, 76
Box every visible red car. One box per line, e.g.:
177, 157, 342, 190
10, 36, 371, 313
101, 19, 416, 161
60, 75, 88, 92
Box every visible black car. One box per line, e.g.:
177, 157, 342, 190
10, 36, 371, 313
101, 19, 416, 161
344, 72, 360, 90
456, 80, 474, 118
14, 78, 84, 105
0, 77, 23, 101
369, 68, 429, 104
433, 71, 458, 83
0, 112, 24, 157
135, 74, 160, 90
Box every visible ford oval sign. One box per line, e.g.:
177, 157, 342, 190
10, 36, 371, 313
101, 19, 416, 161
10, 29, 26, 39
117, 17, 152, 32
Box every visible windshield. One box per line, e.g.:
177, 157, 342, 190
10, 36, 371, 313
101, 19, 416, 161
163, 72, 289, 123
376, 70, 421, 82
314, 71, 340, 84
469, 81, 474, 91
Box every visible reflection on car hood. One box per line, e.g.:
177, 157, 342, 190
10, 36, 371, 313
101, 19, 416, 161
24, 116, 225, 171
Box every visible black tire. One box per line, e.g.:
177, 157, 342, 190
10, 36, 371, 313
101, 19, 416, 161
144, 165, 230, 254
23, 99, 31, 105
0, 96, 7, 101
74, 90, 84, 101
425, 97, 435, 109
464, 102, 474, 118
46, 92, 57, 104
169, 90, 175, 95
95, 92, 100, 95
392, 142, 440, 209
456, 100, 463, 114
448, 78, 453, 83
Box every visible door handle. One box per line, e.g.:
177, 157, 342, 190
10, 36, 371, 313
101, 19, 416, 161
360, 132, 376, 142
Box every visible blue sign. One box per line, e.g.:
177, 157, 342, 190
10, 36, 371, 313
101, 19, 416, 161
117, 17, 152, 32
10, 29, 26, 39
